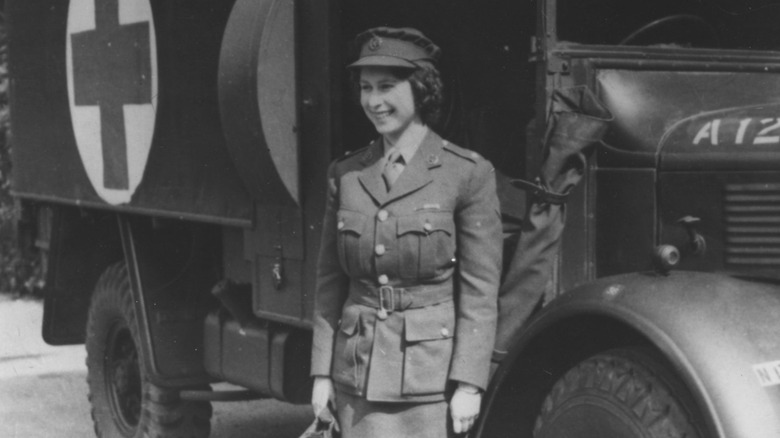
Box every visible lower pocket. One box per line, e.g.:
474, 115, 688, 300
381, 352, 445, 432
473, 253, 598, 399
402, 302, 456, 395
331, 306, 362, 389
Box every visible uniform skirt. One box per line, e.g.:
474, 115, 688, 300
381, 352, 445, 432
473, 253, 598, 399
335, 390, 453, 438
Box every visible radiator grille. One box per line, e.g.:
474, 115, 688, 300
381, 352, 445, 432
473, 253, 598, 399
725, 183, 780, 268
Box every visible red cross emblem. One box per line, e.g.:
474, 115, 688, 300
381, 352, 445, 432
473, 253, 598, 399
66, 0, 158, 205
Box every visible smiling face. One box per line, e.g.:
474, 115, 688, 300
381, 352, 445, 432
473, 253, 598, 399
359, 66, 421, 143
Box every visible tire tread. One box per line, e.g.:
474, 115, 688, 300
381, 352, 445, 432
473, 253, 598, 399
534, 349, 701, 438
86, 262, 212, 438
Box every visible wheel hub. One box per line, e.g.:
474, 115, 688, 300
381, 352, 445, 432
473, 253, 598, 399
107, 326, 142, 433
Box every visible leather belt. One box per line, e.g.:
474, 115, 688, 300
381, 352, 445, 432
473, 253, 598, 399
348, 280, 453, 319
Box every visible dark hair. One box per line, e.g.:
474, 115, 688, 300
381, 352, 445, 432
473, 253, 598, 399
351, 64, 444, 127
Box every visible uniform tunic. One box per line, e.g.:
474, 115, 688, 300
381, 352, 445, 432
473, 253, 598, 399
311, 131, 502, 434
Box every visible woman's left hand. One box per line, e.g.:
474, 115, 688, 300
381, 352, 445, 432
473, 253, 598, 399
450, 383, 482, 434
311, 376, 336, 418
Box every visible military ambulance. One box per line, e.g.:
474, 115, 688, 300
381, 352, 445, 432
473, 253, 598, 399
8, 0, 780, 437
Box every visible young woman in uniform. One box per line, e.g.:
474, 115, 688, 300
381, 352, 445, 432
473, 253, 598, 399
310, 27, 502, 437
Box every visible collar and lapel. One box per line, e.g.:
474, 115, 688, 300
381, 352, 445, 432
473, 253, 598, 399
358, 131, 444, 206
357, 139, 387, 204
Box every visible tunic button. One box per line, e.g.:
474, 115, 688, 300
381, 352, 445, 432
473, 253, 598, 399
337, 221, 344, 230
424, 222, 433, 232
377, 210, 389, 221
378, 274, 389, 285
375, 244, 386, 256
441, 328, 450, 337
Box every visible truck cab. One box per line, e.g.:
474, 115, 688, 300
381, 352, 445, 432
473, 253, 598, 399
482, 1, 780, 437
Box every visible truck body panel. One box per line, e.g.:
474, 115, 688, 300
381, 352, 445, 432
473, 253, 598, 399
9, 0, 253, 225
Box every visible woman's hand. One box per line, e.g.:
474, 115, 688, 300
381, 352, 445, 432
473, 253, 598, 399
311, 376, 335, 418
450, 382, 482, 434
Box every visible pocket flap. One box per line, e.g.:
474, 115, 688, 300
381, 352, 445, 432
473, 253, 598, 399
337, 210, 365, 236
404, 302, 455, 342
339, 305, 361, 336
397, 212, 454, 237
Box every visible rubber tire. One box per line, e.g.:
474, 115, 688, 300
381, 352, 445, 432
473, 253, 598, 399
86, 262, 212, 438
534, 348, 703, 438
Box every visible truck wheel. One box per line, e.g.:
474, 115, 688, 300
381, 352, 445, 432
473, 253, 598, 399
86, 263, 212, 438
534, 349, 703, 438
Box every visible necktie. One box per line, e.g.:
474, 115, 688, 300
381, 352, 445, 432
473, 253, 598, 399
383, 147, 405, 190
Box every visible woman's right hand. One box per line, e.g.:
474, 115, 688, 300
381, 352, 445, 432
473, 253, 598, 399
311, 376, 336, 418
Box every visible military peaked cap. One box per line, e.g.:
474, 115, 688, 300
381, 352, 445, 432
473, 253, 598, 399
349, 27, 441, 70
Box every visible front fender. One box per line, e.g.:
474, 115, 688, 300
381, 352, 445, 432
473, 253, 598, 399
480, 271, 780, 438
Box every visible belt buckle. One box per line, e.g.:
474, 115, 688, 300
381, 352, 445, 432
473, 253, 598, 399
378, 285, 394, 320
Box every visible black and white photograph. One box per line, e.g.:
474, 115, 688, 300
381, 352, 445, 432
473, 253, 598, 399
2, 1, 780, 437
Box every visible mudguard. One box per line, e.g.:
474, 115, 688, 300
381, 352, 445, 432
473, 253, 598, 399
482, 270, 780, 438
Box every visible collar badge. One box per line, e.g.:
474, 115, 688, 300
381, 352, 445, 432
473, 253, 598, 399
361, 150, 373, 164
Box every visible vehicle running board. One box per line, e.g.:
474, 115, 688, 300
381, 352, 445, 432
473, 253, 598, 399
179, 388, 265, 402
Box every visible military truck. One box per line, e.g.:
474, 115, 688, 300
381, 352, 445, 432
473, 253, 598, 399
8, 0, 780, 436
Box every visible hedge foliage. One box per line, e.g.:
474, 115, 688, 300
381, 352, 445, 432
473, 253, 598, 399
0, 13, 44, 297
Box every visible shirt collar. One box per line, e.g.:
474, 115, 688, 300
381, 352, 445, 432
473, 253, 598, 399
382, 127, 428, 163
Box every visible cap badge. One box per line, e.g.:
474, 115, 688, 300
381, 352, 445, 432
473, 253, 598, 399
368, 36, 383, 51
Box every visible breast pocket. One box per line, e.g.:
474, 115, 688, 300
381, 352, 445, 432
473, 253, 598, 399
397, 212, 456, 280
402, 301, 456, 396
337, 210, 368, 275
